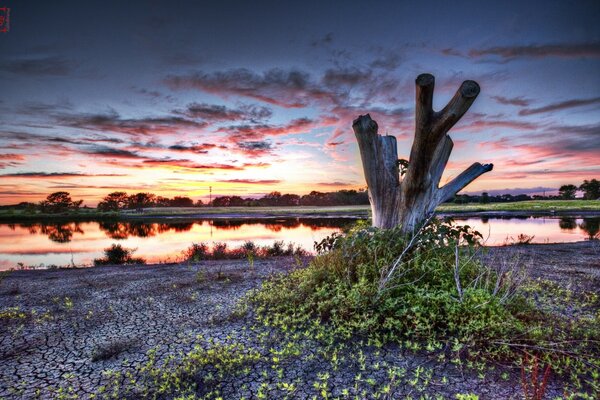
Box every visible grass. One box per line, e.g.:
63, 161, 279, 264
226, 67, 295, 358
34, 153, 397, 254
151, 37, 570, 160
438, 199, 600, 213
1, 201, 597, 222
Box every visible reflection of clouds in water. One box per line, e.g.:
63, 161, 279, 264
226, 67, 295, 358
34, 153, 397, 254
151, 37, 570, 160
1, 217, 598, 270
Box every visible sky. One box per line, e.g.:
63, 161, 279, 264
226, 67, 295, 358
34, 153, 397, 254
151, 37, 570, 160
0, 0, 599, 205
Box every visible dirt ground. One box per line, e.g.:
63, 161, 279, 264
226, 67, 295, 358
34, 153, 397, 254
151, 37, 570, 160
0, 242, 598, 399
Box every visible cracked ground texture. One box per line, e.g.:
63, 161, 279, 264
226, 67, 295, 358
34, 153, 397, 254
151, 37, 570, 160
1, 242, 598, 399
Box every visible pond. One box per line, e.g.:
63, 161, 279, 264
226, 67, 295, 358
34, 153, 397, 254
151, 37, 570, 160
0, 216, 598, 270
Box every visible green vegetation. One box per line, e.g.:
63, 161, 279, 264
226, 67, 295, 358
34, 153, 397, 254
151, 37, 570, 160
182, 240, 307, 262
1, 200, 599, 222
93, 244, 146, 266
438, 199, 600, 213
250, 219, 599, 397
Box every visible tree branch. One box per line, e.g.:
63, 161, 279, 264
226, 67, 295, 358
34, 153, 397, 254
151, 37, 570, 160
415, 73, 435, 133
429, 135, 454, 189
352, 114, 381, 190
432, 80, 480, 137
438, 162, 493, 203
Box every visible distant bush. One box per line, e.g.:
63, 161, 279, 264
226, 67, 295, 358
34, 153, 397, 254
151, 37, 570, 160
94, 244, 146, 266
181, 240, 307, 262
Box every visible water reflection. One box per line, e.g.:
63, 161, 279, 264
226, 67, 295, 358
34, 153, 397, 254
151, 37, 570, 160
0, 216, 598, 270
6, 218, 354, 243
6, 222, 85, 243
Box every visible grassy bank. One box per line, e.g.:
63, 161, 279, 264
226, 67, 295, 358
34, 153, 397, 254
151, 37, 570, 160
0, 200, 598, 221
438, 199, 600, 213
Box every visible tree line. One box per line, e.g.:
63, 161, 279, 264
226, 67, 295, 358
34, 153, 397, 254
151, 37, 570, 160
3, 179, 597, 214
454, 178, 599, 204
558, 179, 599, 200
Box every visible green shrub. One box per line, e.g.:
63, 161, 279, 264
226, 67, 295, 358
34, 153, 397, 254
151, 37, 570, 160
252, 219, 521, 348
93, 244, 146, 266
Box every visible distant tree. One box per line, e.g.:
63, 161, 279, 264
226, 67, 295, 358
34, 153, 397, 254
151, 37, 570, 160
154, 196, 171, 207
39, 192, 83, 213
97, 191, 129, 211
580, 179, 599, 200
127, 193, 156, 210
211, 196, 231, 207
195, 199, 204, 207
558, 184, 578, 200
280, 193, 300, 206
513, 194, 532, 202
170, 196, 194, 207
480, 192, 490, 204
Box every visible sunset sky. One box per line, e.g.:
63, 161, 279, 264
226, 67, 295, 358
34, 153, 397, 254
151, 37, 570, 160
0, 0, 599, 205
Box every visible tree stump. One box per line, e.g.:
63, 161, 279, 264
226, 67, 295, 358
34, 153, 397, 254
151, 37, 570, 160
353, 73, 493, 232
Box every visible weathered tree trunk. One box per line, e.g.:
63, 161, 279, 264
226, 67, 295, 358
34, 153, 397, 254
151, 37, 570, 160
353, 73, 493, 233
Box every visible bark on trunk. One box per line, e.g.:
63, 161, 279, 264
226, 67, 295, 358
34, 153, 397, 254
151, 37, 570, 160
353, 73, 493, 233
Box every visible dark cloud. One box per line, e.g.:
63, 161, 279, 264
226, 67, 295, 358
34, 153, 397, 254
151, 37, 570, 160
57, 111, 206, 136
178, 102, 272, 121
220, 117, 325, 144
519, 97, 600, 116
237, 140, 273, 157
492, 96, 532, 107
0, 56, 75, 76
322, 67, 371, 88
468, 42, 600, 60
168, 143, 224, 154
166, 68, 319, 108
83, 145, 143, 159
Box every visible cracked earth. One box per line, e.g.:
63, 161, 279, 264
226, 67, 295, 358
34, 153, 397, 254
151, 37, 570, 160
1, 242, 598, 399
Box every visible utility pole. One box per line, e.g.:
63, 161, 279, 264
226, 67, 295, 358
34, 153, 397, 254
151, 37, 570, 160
209, 186, 212, 207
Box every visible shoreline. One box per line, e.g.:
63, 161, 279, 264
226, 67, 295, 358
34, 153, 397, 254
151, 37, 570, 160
0, 208, 599, 222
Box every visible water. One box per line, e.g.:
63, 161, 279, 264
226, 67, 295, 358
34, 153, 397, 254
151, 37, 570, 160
0, 216, 597, 270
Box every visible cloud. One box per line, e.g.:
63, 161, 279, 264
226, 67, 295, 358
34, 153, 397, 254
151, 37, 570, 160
0, 153, 26, 169
0, 154, 25, 160
519, 97, 600, 116
492, 96, 532, 107
57, 111, 206, 136
0, 172, 125, 178
237, 140, 273, 157
83, 145, 144, 159
468, 42, 600, 60
141, 158, 245, 170
218, 179, 281, 184
369, 51, 402, 71
455, 117, 539, 132
316, 181, 358, 187
168, 143, 224, 154
165, 68, 319, 108
177, 102, 272, 121
0, 56, 75, 76
464, 187, 557, 196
